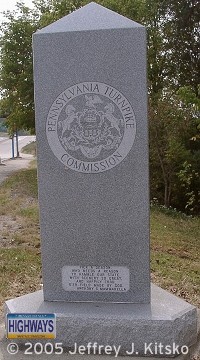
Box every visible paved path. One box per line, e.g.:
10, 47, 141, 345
0, 135, 36, 162
0, 155, 34, 185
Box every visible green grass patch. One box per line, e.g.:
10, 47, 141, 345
0, 248, 41, 278
2, 168, 38, 198
0, 164, 41, 313
0, 248, 41, 305
21, 141, 36, 156
151, 207, 200, 305
19, 207, 39, 221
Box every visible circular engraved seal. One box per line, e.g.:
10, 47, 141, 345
46, 82, 136, 173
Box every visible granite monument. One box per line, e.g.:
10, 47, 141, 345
5, 3, 197, 357
33, 1, 150, 304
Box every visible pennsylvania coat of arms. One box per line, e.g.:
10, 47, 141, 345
46, 82, 136, 173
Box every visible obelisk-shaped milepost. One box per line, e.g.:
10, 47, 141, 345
33, 2, 150, 303
5, 3, 197, 356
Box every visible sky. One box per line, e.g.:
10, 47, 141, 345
0, 0, 34, 22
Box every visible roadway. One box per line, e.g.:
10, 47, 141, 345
0, 135, 36, 161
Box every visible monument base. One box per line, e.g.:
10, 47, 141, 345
5, 284, 197, 357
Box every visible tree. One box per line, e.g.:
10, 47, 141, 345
175, 86, 200, 214
93, 0, 145, 22
149, 93, 195, 208
163, 0, 200, 97
145, 0, 200, 213
33, 0, 85, 28
0, 0, 199, 213
0, 3, 38, 133
0, 0, 84, 134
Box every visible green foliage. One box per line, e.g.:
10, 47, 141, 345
0, 3, 37, 133
177, 159, 200, 214
0, 1, 83, 134
34, 0, 85, 28
149, 90, 200, 214
177, 86, 200, 141
163, 0, 200, 96
92, 0, 145, 22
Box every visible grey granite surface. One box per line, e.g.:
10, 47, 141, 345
36, 2, 143, 34
33, 2, 150, 303
5, 284, 198, 357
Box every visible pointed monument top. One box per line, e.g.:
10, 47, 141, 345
36, 2, 143, 35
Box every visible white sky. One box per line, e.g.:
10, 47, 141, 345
0, 0, 34, 22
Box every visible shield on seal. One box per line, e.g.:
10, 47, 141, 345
79, 109, 102, 142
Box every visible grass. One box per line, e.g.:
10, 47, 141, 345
0, 164, 199, 316
21, 141, 37, 156
0, 163, 41, 314
150, 207, 200, 305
